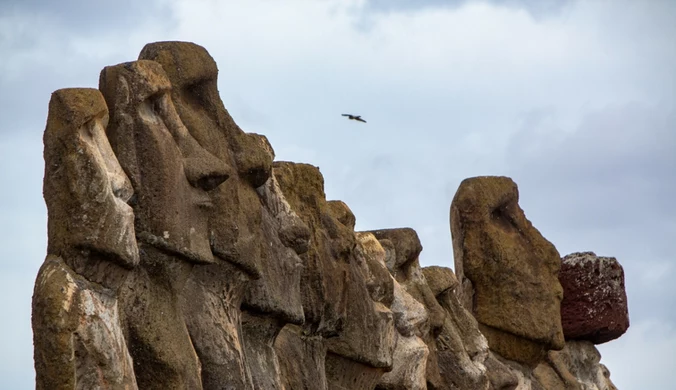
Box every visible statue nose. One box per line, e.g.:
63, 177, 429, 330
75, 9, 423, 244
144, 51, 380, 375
183, 151, 231, 192
194, 172, 229, 192
153, 93, 232, 192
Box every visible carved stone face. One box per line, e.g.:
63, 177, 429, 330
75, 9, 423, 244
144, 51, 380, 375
450, 176, 564, 365
273, 162, 397, 378
371, 234, 430, 390
43, 88, 138, 269
272, 162, 350, 335
99, 60, 229, 264
323, 205, 396, 371
368, 227, 446, 387
138, 41, 270, 277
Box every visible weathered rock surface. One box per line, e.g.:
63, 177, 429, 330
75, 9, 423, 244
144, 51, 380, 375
181, 262, 252, 389
422, 266, 458, 297
138, 41, 257, 390
559, 252, 630, 344
139, 41, 310, 390
377, 272, 429, 390
33, 256, 138, 390
273, 162, 351, 337
101, 59, 229, 389
41, 88, 139, 272
351, 232, 428, 390
325, 231, 395, 370
275, 325, 329, 390
484, 352, 521, 390
369, 228, 446, 389
450, 176, 565, 366
423, 266, 490, 390
533, 340, 618, 390
356, 232, 395, 309
34, 40, 627, 390
274, 162, 396, 389
34, 88, 138, 389
240, 144, 307, 390
486, 352, 542, 390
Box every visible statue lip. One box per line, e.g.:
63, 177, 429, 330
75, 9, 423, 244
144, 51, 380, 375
193, 190, 215, 209
196, 199, 214, 209
209, 235, 263, 279
136, 230, 215, 265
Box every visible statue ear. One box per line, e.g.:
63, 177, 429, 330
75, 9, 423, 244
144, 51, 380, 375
117, 76, 131, 107
99, 67, 130, 109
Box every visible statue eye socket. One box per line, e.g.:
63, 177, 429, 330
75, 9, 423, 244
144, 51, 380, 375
147, 91, 167, 116
182, 82, 208, 106
152, 95, 163, 115
491, 203, 519, 231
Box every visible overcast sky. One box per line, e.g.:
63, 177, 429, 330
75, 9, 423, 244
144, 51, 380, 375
1, 0, 674, 388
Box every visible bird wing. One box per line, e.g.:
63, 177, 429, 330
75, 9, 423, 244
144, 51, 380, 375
356, 118, 367, 123
342, 114, 351, 117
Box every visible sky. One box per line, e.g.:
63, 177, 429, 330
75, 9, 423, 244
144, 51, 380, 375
1, 0, 674, 388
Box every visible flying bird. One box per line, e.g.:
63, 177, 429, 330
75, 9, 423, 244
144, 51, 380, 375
342, 114, 366, 123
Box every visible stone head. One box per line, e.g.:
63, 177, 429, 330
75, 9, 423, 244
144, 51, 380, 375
240, 134, 307, 324
450, 176, 565, 365
322, 203, 396, 371
137, 41, 273, 277
273, 162, 351, 335
369, 227, 446, 387
354, 232, 395, 309
99, 60, 230, 264
43, 88, 138, 269
138, 41, 272, 187
371, 233, 431, 390
274, 163, 397, 370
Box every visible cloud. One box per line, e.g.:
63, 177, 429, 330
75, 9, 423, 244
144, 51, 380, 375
0, 130, 46, 389
597, 319, 676, 390
0, 269, 41, 388
362, 0, 576, 20
0, 0, 174, 33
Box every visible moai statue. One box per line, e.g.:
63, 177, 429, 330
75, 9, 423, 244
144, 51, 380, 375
450, 176, 565, 367
322, 202, 396, 390
138, 41, 308, 390
99, 60, 230, 389
422, 266, 491, 390
533, 340, 618, 390
368, 228, 446, 389
240, 134, 309, 390
273, 163, 351, 340
33, 88, 139, 389
357, 232, 430, 390
273, 162, 396, 390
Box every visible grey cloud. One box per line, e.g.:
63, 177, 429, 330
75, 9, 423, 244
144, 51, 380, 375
0, 271, 39, 387
506, 103, 676, 230
363, 0, 576, 19
0, 130, 46, 388
0, 72, 69, 136
0, 0, 174, 33
597, 319, 676, 389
